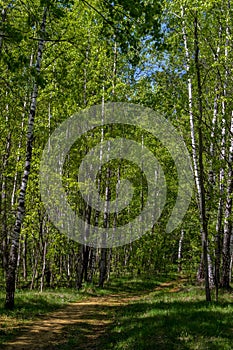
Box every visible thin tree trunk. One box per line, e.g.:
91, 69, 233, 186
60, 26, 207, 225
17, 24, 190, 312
207, 253, 215, 288
83, 245, 90, 282
1, 127, 11, 273
0, 5, 8, 55
16, 236, 21, 285
209, 89, 222, 298
22, 233, 27, 281
5, 7, 47, 309
182, 8, 211, 301
40, 240, 47, 292
76, 248, 84, 290
214, 56, 225, 298
98, 88, 108, 288
83, 42, 89, 106
87, 248, 96, 283
220, 0, 232, 289
11, 54, 33, 209
106, 248, 112, 282
229, 250, 233, 284
193, 12, 211, 301
99, 166, 110, 287
221, 112, 233, 288
30, 252, 38, 290
178, 229, 184, 273
112, 39, 117, 95
99, 248, 107, 288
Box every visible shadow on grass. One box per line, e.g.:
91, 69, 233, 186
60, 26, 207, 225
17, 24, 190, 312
1, 277, 232, 350
99, 296, 233, 350
24, 294, 232, 350
0, 289, 84, 344
0, 291, 78, 319
103, 274, 173, 294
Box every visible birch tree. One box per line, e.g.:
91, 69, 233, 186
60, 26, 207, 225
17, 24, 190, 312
5, 5, 48, 309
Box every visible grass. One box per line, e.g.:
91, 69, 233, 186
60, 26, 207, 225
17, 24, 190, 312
0, 287, 92, 344
0, 277, 143, 345
99, 278, 233, 350
0, 276, 232, 349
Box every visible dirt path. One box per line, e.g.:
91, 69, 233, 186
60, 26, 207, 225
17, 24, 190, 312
2, 292, 145, 350
2, 281, 180, 350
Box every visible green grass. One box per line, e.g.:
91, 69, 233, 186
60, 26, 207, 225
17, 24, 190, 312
99, 279, 233, 350
0, 276, 232, 349
0, 287, 92, 344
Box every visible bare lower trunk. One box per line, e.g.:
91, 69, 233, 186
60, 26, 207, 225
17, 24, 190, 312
208, 253, 215, 288
178, 229, 184, 273
40, 241, 47, 292
83, 245, 90, 283
99, 248, 107, 288
106, 248, 112, 282
87, 248, 96, 283
30, 253, 38, 290
22, 234, 28, 281
229, 252, 233, 283
197, 255, 205, 282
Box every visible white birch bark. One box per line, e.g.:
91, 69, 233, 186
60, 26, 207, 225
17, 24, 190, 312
178, 229, 184, 273
99, 86, 108, 287
5, 7, 48, 309
221, 112, 233, 288
220, 1, 233, 289
182, 7, 211, 301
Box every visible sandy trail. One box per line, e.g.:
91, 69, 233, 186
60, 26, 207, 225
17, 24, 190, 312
2, 293, 144, 350
2, 282, 179, 349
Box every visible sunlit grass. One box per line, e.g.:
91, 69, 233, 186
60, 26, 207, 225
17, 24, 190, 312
0, 287, 89, 344
101, 279, 233, 350
0, 276, 232, 349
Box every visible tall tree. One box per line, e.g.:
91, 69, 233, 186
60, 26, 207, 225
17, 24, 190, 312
5, 5, 48, 309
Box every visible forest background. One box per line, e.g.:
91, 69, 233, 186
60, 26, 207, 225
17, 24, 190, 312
1, 0, 233, 310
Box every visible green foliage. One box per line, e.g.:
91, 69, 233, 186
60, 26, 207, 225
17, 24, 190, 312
1, 0, 233, 310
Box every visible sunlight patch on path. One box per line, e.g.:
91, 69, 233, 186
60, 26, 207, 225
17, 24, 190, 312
2, 294, 144, 350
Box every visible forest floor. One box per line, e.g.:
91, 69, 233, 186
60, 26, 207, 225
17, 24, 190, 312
1, 277, 233, 349
1, 291, 148, 349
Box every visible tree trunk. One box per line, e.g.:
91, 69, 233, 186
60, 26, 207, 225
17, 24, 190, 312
87, 248, 96, 283
1, 128, 11, 274
40, 240, 47, 292
5, 7, 47, 309
221, 112, 233, 288
193, 12, 211, 301
98, 89, 109, 288
207, 253, 215, 289
83, 245, 90, 282
178, 229, 184, 273
99, 248, 107, 288
75, 248, 84, 290
30, 252, 38, 291
106, 248, 112, 282
182, 8, 211, 301
22, 234, 28, 281
0, 5, 7, 55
